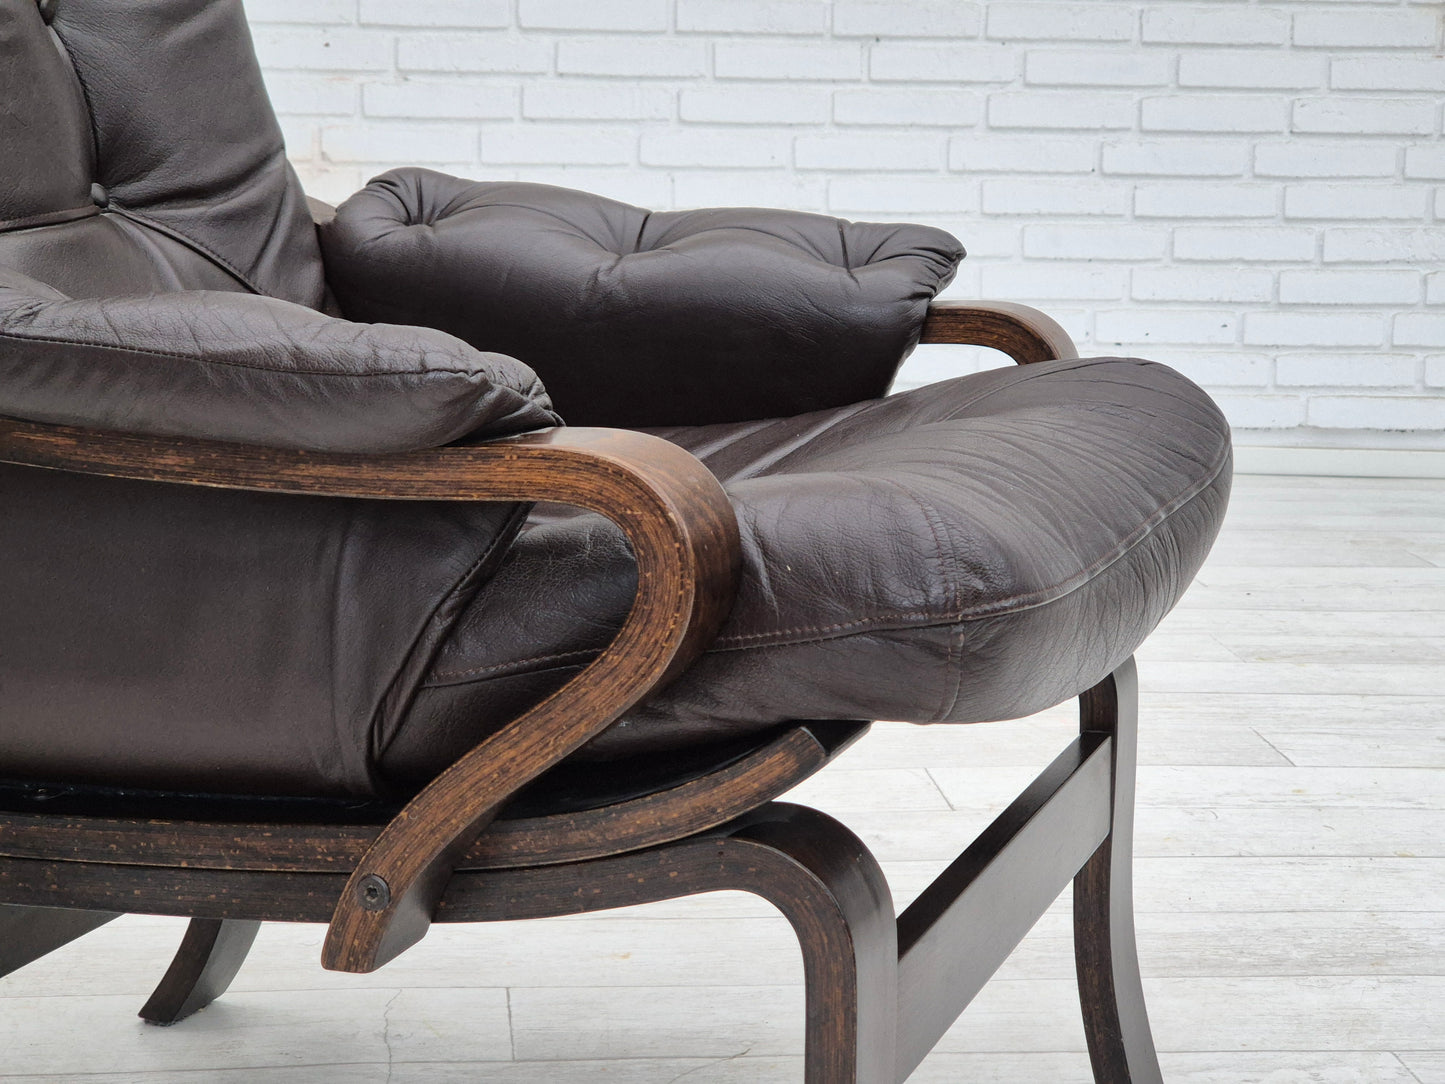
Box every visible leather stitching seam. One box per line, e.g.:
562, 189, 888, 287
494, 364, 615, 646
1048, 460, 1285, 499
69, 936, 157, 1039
106, 207, 262, 296
711, 439, 1231, 649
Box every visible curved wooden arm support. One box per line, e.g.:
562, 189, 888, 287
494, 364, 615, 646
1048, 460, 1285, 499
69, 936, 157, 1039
921, 300, 1079, 364
0, 418, 742, 973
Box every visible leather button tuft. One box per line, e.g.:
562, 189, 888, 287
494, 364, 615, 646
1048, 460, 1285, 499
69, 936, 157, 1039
37, 0, 58, 24
90, 183, 109, 208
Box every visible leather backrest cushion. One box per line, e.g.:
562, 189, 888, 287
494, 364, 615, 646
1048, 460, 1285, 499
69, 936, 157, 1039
45, 0, 325, 308
0, 0, 95, 229
321, 169, 964, 428
0, 269, 560, 453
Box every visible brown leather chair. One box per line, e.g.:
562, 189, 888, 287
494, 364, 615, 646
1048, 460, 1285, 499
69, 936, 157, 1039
0, 2, 1232, 1080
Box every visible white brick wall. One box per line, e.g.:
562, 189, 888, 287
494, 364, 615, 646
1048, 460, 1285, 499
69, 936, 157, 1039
247, 0, 1445, 450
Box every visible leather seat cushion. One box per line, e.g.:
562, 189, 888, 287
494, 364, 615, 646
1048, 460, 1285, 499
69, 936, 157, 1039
380, 355, 1231, 786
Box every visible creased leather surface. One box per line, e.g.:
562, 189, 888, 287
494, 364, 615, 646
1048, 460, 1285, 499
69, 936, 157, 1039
320, 169, 963, 427
387, 357, 1231, 782
46, 0, 325, 308
0, 1, 94, 228
0, 462, 528, 796
0, 214, 255, 299
0, 269, 558, 452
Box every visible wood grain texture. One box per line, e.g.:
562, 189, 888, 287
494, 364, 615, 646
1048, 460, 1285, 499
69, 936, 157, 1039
0, 726, 851, 873
445, 804, 898, 1084
0, 804, 898, 1081
918, 300, 1078, 364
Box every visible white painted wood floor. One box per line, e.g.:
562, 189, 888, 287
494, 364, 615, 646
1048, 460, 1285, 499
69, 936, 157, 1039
3, 472, 1443, 1083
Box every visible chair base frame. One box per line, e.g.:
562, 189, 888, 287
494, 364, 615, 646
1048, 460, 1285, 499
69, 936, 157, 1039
0, 658, 1158, 1082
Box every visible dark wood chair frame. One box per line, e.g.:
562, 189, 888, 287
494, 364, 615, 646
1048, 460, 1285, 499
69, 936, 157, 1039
0, 301, 1161, 1083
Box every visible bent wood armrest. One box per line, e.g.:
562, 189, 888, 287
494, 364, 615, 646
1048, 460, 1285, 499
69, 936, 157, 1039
921, 300, 1079, 364
0, 418, 741, 973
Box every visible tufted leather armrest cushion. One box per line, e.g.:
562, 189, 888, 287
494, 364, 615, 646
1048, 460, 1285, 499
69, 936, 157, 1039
0, 269, 559, 453
320, 169, 964, 428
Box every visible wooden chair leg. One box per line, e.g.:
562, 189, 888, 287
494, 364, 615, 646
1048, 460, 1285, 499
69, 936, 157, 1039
139, 918, 262, 1025
1074, 658, 1163, 1084
443, 805, 897, 1080
0, 903, 119, 978
726, 808, 898, 1084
